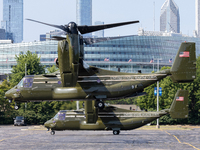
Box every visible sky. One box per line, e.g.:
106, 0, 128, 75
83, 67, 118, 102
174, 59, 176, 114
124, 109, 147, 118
0, 0, 196, 42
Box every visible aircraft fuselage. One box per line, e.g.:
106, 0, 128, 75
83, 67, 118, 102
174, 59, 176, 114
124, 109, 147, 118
5, 68, 170, 102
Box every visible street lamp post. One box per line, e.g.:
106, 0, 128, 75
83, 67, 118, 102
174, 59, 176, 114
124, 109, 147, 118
153, 58, 162, 129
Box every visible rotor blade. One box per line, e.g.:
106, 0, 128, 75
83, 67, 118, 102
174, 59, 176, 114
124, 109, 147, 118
41, 36, 66, 41
26, 18, 68, 32
78, 20, 139, 34
51, 36, 66, 40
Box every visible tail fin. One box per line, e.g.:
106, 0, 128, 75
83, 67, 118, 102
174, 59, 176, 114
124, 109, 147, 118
170, 42, 196, 83
169, 90, 189, 119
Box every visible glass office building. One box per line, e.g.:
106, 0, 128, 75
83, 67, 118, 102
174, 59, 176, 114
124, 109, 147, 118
0, 33, 200, 75
84, 35, 200, 73
76, 0, 92, 37
1, 0, 23, 43
93, 21, 104, 37
0, 41, 57, 74
196, 0, 200, 37
160, 0, 180, 33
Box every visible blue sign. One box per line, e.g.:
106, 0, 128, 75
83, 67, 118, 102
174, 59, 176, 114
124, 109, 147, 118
154, 87, 162, 96
154, 87, 157, 96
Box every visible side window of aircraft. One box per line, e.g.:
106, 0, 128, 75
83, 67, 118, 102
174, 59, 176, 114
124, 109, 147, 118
58, 113, 66, 120
23, 78, 34, 88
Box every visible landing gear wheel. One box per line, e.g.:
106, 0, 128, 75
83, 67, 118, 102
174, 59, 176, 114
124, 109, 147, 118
50, 130, 55, 135
113, 130, 120, 135
14, 105, 19, 110
14, 102, 18, 110
97, 101, 105, 109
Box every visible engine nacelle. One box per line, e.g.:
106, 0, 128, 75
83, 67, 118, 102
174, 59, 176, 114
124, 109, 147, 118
57, 34, 80, 87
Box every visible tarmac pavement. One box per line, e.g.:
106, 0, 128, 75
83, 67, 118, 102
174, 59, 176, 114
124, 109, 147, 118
0, 125, 200, 150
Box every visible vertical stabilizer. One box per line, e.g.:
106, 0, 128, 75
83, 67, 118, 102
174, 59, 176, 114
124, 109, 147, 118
169, 90, 189, 119
170, 42, 196, 83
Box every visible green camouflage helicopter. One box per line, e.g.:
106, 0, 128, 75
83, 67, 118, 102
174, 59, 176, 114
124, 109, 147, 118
44, 90, 188, 135
5, 19, 196, 111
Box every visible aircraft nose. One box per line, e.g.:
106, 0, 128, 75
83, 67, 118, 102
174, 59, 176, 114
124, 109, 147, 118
44, 120, 55, 129
5, 89, 12, 99
5, 88, 20, 100
44, 121, 50, 128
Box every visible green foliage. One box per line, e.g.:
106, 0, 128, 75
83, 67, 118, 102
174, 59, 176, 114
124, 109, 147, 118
0, 80, 18, 124
10, 51, 45, 86
47, 65, 59, 73
136, 57, 200, 125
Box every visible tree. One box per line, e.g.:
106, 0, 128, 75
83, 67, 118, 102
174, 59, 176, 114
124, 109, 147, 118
10, 51, 45, 86
0, 80, 17, 124
47, 65, 59, 73
136, 57, 200, 125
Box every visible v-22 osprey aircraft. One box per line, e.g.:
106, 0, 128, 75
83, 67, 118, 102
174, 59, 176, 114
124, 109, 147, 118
44, 90, 189, 135
5, 19, 196, 111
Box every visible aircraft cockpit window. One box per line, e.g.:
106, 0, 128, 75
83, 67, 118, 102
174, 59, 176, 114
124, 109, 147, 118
53, 114, 58, 119
58, 112, 66, 120
17, 79, 23, 87
17, 77, 34, 88
23, 78, 34, 88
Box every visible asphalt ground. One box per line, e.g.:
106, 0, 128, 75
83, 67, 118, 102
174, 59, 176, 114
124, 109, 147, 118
0, 125, 200, 150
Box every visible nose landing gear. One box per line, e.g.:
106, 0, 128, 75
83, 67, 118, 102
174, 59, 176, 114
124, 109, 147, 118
50, 130, 55, 135
14, 102, 19, 110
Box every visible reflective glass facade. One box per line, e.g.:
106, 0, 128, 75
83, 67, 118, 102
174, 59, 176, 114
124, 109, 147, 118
160, 0, 180, 33
84, 35, 200, 73
0, 41, 57, 74
1, 0, 23, 43
0, 35, 200, 74
93, 21, 104, 37
76, 0, 92, 37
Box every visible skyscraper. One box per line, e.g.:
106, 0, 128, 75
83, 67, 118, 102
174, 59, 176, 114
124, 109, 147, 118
196, 0, 200, 37
94, 21, 104, 37
1, 0, 23, 43
76, 0, 92, 37
160, 0, 180, 33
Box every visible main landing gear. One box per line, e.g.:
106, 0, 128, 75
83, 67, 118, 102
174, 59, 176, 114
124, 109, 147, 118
96, 100, 105, 109
113, 130, 120, 135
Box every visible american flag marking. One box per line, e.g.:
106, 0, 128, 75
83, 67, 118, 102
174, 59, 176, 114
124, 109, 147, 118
179, 51, 189, 57
176, 96, 184, 101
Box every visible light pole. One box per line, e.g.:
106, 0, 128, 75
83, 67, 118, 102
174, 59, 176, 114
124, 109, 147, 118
153, 58, 162, 129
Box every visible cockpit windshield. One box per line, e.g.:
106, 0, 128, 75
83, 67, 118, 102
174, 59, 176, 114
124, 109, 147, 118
17, 77, 34, 88
53, 114, 58, 119
58, 112, 66, 120
53, 112, 66, 120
